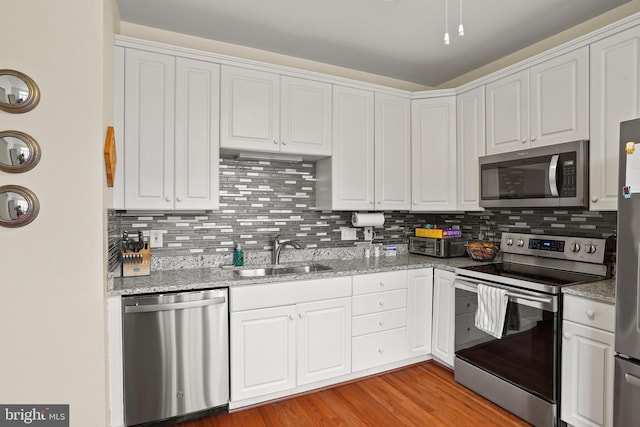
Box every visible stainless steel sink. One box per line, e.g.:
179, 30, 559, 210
233, 264, 332, 277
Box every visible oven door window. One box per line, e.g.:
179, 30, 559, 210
454, 286, 558, 402
481, 154, 553, 200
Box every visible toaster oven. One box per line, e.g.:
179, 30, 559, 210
409, 237, 466, 258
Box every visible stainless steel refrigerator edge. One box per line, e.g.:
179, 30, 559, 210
614, 119, 640, 426
122, 289, 229, 426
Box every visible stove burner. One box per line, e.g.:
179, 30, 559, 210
460, 262, 603, 288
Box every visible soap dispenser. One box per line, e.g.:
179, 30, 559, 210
233, 243, 244, 267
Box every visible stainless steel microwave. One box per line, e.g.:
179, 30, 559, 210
479, 140, 589, 208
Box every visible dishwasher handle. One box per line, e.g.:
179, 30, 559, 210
125, 296, 226, 314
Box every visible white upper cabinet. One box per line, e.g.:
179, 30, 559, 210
374, 92, 411, 210
530, 47, 589, 147
220, 66, 279, 152
174, 58, 221, 210
411, 96, 457, 211
316, 88, 410, 211
121, 49, 220, 210
590, 25, 640, 211
220, 66, 331, 157
486, 47, 589, 155
486, 69, 529, 155
281, 76, 332, 156
316, 86, 375, 210
456, 86, 486, 211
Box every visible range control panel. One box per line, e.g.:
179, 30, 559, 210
501, 232, 610, 264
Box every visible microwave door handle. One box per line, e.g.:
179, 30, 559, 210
549, 154, 560, 197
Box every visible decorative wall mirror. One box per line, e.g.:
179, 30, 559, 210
0, 185, 40, 227
0, 70, 40, 113
0, 131, 41, 173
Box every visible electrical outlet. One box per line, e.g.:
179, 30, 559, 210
340, 227, 357, 241
149, 230, 164, 248
363, 227, 374, 241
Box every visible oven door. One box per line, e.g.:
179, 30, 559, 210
454, 277, 559, 403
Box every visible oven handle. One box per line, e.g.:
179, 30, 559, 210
549, 154, 560, 197
455, 278, 557, 312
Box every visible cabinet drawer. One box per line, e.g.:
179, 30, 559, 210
352, 327, 407, 371
230, 276, 351, 311
455, 294, 477, 315
563, 294, 614, 332
353, 270, 407, 295
352, 289, 407, 316
352, 308, 407, 337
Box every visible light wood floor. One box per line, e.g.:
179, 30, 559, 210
177, 361, 532, 426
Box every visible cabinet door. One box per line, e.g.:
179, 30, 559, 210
411, 97, 457, 211
561, 320, 614, 427
375, 93, 411, 210
297, 298, 351, 386
456, 86, 485, 211
174, 58, 220, 210
407, 268, 433, 357
280, 76, 332, 156
431, 269, 455, 367
329, 85, 375, 210
486, 69, 529, 155
123, 49, 175, 209
220, 66, 280, 152
590, 26, 640, 210
230, 305, 296, 401
530, 47, 589, 148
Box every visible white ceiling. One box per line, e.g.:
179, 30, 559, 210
117, 0, 630, 87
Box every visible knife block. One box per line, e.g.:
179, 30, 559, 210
122, 243, 151, 277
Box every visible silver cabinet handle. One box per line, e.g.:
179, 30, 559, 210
125, 297, 226, 313
549, 154, 559, 197
625, 373, 640, 388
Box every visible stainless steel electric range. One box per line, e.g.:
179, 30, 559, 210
454, 232, 613, 427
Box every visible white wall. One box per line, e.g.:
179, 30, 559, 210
0, 1, 115, 426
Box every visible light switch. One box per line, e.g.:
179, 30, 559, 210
341, 227, 357, 241
150, 230, 164, 248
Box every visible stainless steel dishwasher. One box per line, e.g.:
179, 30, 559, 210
122, 288, 229, 426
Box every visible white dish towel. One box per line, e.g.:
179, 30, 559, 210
475, 284, 509, 339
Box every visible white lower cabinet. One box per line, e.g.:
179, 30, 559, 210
561, 294, 615, 427
351, 270, 409, 372
407, 268, 434, 357
431, 268, 455, 367
230, 277, 351, 403
297, 298, 352, 386
230, 305, 297, 400
230, 269, 437, 406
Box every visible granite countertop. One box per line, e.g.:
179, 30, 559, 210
562, 278, 616, 304
109, 254, 481, 296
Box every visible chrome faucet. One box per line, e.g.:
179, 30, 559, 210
272, 234, 302, 265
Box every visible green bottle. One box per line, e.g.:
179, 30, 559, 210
233, 244, 244, 267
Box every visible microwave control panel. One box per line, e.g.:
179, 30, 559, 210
559, 153, 577, 196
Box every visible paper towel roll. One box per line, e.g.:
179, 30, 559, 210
351, 212, 385, 227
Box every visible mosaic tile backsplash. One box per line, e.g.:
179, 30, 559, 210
108, 157, 617, 272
